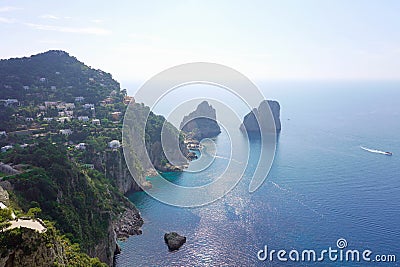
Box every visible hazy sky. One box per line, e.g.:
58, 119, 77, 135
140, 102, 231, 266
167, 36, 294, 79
1, 0, 399, 87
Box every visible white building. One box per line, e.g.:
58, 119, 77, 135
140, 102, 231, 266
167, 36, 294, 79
92, 119, 101, 125
60, 129, 73, 135
109, 140, 121, 149
45, 101, 57, 108
1, 99, 19, 107
83, 103, 95, 109
57, 117, 71, 123
75, 143, 86, 150
0, 131, 6, 137
1, 145, 13, 153
43, 117, 53, 122
78, 116, 89, 122
75, 96, 85, 102
23, 85, 30, 90
65, 103, 75, 109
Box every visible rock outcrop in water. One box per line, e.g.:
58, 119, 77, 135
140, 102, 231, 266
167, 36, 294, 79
240, 100, 281, 133
180, 101, 221, 140
164, 232, 186, 251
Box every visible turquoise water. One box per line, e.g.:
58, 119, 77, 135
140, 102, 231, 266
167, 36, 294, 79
116, 81, 400, 266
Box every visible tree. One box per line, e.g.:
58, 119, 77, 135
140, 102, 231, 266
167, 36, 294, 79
27, 207, 42, 219
0, 208, 13, 231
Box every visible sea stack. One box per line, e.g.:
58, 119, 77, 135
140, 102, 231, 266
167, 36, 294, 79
240, 100, 281, 133
180, 101, 221, 140
164, 232, 186, 251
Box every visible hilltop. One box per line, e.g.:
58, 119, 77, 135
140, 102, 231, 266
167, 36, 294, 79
0, 50, 120, 103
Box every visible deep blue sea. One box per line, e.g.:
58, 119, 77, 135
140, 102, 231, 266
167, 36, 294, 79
116, 81, 400, 266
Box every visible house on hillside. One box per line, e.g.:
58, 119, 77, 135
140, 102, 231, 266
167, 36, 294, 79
1, 145, 13, 153
1, 99, 19, 107
111, 112, 121, 121
83, 103, 95, 109
109, 140, 121, 149
78, 116, 89, 122
45, 101, 58, 108
75, 96, 85, 102
60, 129, 73, 135
123, 96, 135, 105
92, 119, 101, 125
104, 97, 114, 104
57, 117, 71, 123
75, 143, 86, 150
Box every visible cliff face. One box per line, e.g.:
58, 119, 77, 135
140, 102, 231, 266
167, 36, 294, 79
122, 103, 188, 189
0, 228, 68, 267
101, 149, 143, 193
180, 101, 221, 140
240, 100, 281, 133
0, 226, 110, 267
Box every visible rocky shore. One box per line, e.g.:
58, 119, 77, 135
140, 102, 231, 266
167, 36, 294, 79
114, 207, 144, 241
240, 100, 281, 133
180, 101, 221, 140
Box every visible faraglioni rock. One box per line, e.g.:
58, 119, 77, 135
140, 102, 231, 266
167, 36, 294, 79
180, 101, 221, 140
164, 232, 187, 251
240, 100, 281, 133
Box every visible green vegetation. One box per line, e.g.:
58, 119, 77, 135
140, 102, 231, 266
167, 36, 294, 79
0, 50, 120, 104
0, 208, 12, 231
1, 142, 124, 250
0, 50, 187, 265
0, 222, 107, 266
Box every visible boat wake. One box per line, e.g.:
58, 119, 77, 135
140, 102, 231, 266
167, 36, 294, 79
270, 181, 324, 218
360, 146, 392, 156
214, 155, 244, 164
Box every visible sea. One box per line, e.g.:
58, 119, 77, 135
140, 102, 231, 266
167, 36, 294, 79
115, 81, 400, 266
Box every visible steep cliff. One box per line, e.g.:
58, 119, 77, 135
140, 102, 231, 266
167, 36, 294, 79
0, 143, 141, 266
240, 100, 281, 133
0, 226, 107, 267
102, 148, 143, 193
180, 101, 221, 140
123, 103, 188, 184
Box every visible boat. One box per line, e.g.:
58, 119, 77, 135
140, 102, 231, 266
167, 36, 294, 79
384, 152, 393, 156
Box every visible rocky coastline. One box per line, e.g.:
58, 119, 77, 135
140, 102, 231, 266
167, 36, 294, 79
180, 101, 221, 140
114, 207, 144, 241
240, 100, 281, 133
